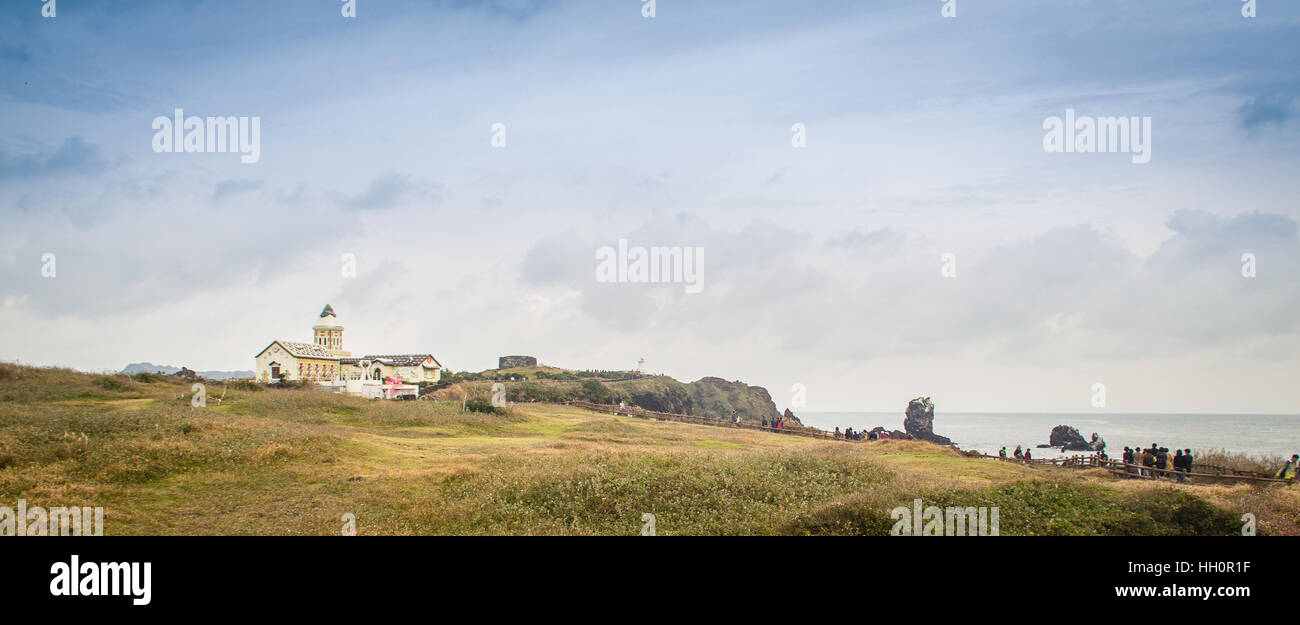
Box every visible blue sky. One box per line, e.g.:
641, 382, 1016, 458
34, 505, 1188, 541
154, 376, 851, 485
2, 0, 1299, 413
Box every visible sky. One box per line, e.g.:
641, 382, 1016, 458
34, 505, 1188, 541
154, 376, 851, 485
1, 0, 1298, 414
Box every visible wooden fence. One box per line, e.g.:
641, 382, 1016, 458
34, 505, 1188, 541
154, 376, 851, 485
979, 453, 1291, 484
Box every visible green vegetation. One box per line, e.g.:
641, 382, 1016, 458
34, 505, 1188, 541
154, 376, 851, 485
438, 366, 787, 424
0, 363, 1293, 536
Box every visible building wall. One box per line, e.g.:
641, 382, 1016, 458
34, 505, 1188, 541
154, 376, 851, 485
255, 345, 340, 382
313, 328, 343, 350
499, 355, 537, 369
360, 363, 440, 384
295, 358, 339, 381
255, 345, 296, 382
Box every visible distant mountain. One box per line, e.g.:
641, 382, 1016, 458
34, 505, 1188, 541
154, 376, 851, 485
121, 362, 254, 380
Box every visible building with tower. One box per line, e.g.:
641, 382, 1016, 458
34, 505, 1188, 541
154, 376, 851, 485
254, 305, 443, 387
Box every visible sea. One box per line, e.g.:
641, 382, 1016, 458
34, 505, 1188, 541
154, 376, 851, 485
795, 412, 1299, 459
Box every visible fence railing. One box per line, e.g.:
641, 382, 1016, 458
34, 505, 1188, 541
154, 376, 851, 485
978, 453, 1290, 484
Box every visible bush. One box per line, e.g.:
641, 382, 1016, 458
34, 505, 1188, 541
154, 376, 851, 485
227, 379, 262, 392
580, 379, 612, 403
272, 379, 309, 390
131, 372, 162, 383
94, 376, 134, 392
465, 396, 503, 414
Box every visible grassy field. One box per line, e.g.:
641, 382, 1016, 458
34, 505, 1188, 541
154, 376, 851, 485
1, 363, 1295, 535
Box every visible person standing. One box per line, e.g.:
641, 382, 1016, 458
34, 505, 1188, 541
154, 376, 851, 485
1276, 455, 1298, 482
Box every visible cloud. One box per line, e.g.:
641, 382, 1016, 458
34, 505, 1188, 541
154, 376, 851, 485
212, 178, 263, 203
445, 0, 557, 22
1236, 94, 1296, 129
339, 172, 436, 210
0, 137, 108, 179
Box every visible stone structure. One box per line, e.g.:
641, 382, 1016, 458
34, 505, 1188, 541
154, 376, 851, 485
498, 355, 538, 369
903, 396, 953, 445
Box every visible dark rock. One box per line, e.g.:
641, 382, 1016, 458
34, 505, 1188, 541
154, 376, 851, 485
1049, 425, 1106, 451
867, 426, 908, 439
783, 408, 797, 422
903, 397, 953, 445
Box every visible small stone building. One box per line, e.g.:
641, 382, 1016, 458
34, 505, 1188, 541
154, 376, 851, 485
498, 355, 537, 369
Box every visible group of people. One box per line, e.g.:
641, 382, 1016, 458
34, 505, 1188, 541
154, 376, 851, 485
1121, 445, 1195, 482
832, 426, 915, 442
999, 445, 1034, 462
760, 416, 786, 430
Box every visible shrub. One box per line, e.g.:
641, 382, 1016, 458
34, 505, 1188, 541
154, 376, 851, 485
465, 396, 503, 414
94, 376, 134, 392
227, 379, 262, 392
580, 379, 612, 403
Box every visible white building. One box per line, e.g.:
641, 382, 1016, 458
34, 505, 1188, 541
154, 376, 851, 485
254, 305, 443, 386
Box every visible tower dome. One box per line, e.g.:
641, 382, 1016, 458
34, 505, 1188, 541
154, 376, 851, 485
312, 304, 344, 350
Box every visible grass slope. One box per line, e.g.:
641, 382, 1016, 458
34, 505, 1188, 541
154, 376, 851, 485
1, 364, 1293, 535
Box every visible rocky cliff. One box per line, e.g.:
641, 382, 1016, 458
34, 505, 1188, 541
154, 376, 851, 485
684, 376, 797, 425
903, 397, 953, 445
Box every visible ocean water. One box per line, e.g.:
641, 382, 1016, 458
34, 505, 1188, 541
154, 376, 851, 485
796, 412, 1300, 459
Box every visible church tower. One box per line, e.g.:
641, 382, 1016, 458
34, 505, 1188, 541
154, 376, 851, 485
313, 304, 345, 352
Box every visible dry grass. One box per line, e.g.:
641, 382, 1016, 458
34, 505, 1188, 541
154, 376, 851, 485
1191, 448, 1290, 475
0, 364, 1290, 535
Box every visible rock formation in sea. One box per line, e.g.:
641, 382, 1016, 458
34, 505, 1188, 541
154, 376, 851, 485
1049, 425, 1106, 451
783, 408, 797, 422
903, 397, 953, 445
